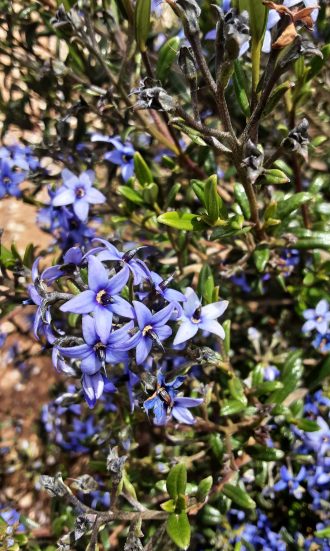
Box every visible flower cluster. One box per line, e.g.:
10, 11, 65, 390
302, 299, 330, 352
0, 143, 39, 198
28, 239, 228, 421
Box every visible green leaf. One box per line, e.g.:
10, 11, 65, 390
156, 36, 181, 81
267, 350, 303, 405
166, 512, 191, 550
307, 43, 330, 81
23, 243, 34, 268
315, 526, 330, 538
157, 211, 205, 231
143, 182, 159, 205
276, 192, 312, 218
253, 247, 270, 272
197, 264, 214, 304
263, 169, 290, 185
234, 183, 251, 218
161, 499, 176, 512
233, 61, 250, 117
134, 152, 153, 184
221, 400, 246, 416
228, 377, 247, 406
262, 82, 294, 118
166, 464, 187, 500
172, 119, 207, 146
307, 355, 330, 389
223, 320, 231, 356
209, 433, 224, 460
191, 179, 205, 206
165, 183, 181, 209
222, 483, 256, 510
294, 232, 330, 251
197, 476, 213, 503
239, 0, 268, 42
204, 174, 221, 224
254, 381, 283, 395
245, 445, 285, 461
119, 186, 144, 205
293, 418, 322, 432
134, 0, 151, 52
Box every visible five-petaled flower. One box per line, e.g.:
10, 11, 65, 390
302, 299, 330, 335
60, 255, 133, 341
131, 301, 174, 364
273, 466, 306, 499
91, 134, 135, 182
173, 288, 228, 345
52, 169, 106, 222
143, 373, 203, 425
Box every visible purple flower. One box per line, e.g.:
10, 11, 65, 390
83, 372, 116, 408
302, 299, 330, 335
173, 288, 228, 346
131, 301, 174, 364
52, 169, 106, 222
312, 332, 330, 353
91, 134, 135, 182
60, 255, 133, 341
42, 246, 85, 283
139, 271, 186, 307
143, 373, 203, 425
230, 273, 251, 293
91, 238, 151, 285
58, 315, 134, 373
273, 466, 306, 499
28, 258, 51, 338
263, 365, 280, 382
0, 159, 25, 198
303, 417, 330, 456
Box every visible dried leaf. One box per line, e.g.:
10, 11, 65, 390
272, 22, 297, 49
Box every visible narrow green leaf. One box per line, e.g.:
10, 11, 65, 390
276, 192, 312, 218
221, 400, 246, 416
233, 62, 250, 117
228, 377, 247, 406
223, 319, 231, 356
197, 264, 214, 304
204, 174, 221, 224
263, 168, 290, 185
267, 350, 303, 405
191, 179, 206, 206
293, 418, 322, 432
307, 43, 330, 81
165, 183, 181, 209
135, 0, 151, 52
234, 183, 251, 218
245, 445, 285, 461
166, 464, 187, 500
161, 499, 176, 512
166, 512, 191, 550
134, 152, 153, 184
23, 243, 34, 268
156, 36, 181, 81
262, 82, 294, 118
253, 247, 270, 272
119, 186, 144, 205
197, 476, 213, 503
158, 211, 205, 231
222, 483, 256, 510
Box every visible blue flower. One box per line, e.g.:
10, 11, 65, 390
91, 238, 151, 285
302, 299, 330, 335
0, 159, 25, 198
303, 417, 330, 456
263, 365, 280, 381
60, 255, 133, 341
230, 273, 251, 293
91, 134, 135, 182
138, 271, 186, 308
143, 373, 203, 425
173, 288, 228, 346
273, 466, 306, 499
131, 301, 174, 364
52, 169, 106, 222
57, 315, 134, 374
41, 246, 85, 283
27, 258, 51, 338
312, 332, 330, 353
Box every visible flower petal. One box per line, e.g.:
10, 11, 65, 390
73, 199, 89, 222
133, 301, 152, 329
202, 300, 229, 320
199, 319, 225, 339
173, 321, 198, 346
88, 255, 109, 291
60, 290, 96, 314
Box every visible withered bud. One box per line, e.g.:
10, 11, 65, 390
241, 140, 264, 184
40, 473, 68, 497
282, 118, 309, 161
133, 79, 176, 112
175, 0, 201, 34
178, 41, 197, 82
224, 9, 250, 61
107, 446, 127, 485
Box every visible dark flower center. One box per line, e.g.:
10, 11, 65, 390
142, 324, 153, 336
93, 341, 106, 361
96, 289, 113, 305
191, 306, 202, 324
75, 186, 86, 198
